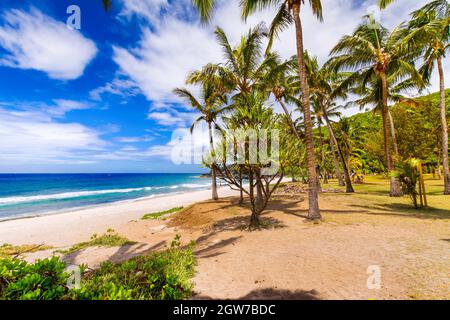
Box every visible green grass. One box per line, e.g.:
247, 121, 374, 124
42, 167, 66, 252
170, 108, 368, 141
0, 243, 53, 258
141, 206, 184, 220
58, 230, 136, 255
320, 175, 450, 219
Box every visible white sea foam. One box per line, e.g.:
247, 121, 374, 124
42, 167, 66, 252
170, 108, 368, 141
0, 187, 147, 205
181, 183, 210, 189
0, 183, 211, 206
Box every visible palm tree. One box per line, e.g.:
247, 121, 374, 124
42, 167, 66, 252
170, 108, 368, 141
406, 2, 450, 194
173, 83, 228, 200
303, 52, 355, 192
101, 0, 111, 11
328, 22, 423, 197
242, 0, 323, 220
187, 24, 275, 100
379, 0, 394, 9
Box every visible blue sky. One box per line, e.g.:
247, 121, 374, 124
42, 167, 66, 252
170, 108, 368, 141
0, 0, 446, 173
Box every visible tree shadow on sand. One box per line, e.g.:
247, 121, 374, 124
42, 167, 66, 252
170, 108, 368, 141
192, 215, 285, 259
194, 288, 321, 300
61, 240, 167, 267
267, 197, 370, 219
348, 203, 450, 220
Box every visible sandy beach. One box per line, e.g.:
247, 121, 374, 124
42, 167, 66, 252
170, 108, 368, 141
0, 186, 239, 246
0, 177, 448, 299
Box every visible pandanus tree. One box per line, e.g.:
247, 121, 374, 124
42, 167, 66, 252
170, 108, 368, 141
328, 22, 423, 197
191, 0, 323, 220
173, 84, 228, 200
216, 92, 284, 228
406, 2, 450, 194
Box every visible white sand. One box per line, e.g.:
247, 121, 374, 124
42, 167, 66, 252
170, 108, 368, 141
0, 186, 239, 247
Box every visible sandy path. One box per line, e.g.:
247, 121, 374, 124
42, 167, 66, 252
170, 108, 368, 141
0, 186, 239, 246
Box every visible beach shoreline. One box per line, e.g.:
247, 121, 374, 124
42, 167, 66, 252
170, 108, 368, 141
0, 186, 239, 247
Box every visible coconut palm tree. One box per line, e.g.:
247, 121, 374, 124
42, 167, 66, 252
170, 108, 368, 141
379, 0, 394, 9
406, 3, 450, 194
187, 24, 275, 100
173, 84, 228, 200
246, 0, 323, 220
302, 52, 355, 192
328, 22, 423, 197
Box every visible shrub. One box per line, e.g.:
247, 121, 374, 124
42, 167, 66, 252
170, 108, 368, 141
0, 257, 69, 300
0, 236, 196, 300
394, 158, 421, 208
58, 231, 136, 255
71, 236, 196, 300
141, 207, 184, 220
0, 244, 53, 259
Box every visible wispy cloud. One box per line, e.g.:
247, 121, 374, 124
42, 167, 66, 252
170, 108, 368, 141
0, 8, 97, 80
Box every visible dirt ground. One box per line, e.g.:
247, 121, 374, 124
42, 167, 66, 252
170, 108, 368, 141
23, 182, 450, 300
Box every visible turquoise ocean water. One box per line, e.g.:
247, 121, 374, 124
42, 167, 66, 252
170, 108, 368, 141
0, 174, 210, 221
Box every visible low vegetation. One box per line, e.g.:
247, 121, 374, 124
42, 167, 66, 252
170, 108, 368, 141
0, 243, 53, 259
0, 236, 196, 300
58, 230, 135, 255
141, 206, 184, 220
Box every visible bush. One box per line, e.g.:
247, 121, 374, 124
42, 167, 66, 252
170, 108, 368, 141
0, 257, 69, 300
141, 207, 184, 220
71, 236, 196, 300
394, 158, 421, 208
0, 236, 196, 300
58, 231, 136, 255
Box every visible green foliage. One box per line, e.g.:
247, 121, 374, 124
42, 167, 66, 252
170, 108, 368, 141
0, 244, 53, 259
331, 89, 450, 174
58, 231, 135, 255
141, 207, 184, 220
0, 257, 69, 300
1, 236, 196, 300
394, 158, 421, 208
70, 237, 196, 300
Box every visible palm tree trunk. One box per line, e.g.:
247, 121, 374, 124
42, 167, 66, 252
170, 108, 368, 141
324, 114, 354, 193
381, 73, 402, 197
387, 109, 399, 156
318, 121, 328, 184
208, 122, 219, 200
292, 4, 321, 220
438, 147, 442, 180
437, 57, 450, 195
239, 165, 244, 205
330, 134, 345, 186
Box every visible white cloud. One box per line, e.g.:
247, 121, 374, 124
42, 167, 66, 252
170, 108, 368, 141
119, 0, 169, 24
48, 99, 92, 117
115, 135, 154, 143
0, 8, 97, 80
0, 107, 105, 164
112, 19, 221, 105
148, 108, 199, 127
90, 78, 141, 100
